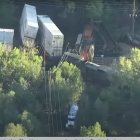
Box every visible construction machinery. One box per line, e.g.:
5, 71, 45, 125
69, 21, 95, 62
68, 20, 120, 64
63, 20, 121, 89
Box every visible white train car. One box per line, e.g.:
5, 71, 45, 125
20, 4, 38, 46
37, 15, 64, 56
0, 28, 14, 47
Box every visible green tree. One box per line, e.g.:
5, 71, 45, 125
4, 123, 27, 137
0, 88, 20, 132
75, 85, 97, 128
0, 44, 43, 90
20, 110, 44, 136
11, 81, 40, 113
99, 48, 140, 135
75, 84, 109, 136
100, 1, 133, 40
50, 61, 84, 113
0, 43, 85, 136
80, 122, 106, 137
43, 62, 84, 135
86, 0, 103, 20
0, 44, 44, 135
64, 1, 75, 14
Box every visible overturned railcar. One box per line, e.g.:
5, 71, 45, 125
64, 52, 112, 87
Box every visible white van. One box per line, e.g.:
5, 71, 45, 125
66, 103, 79, 128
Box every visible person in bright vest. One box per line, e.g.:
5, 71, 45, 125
81, 42, 94, 62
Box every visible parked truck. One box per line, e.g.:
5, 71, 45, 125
0, 28, 14, 48
36, 15, 64, 56
20, 4, 39, 46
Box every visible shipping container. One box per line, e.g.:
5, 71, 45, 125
20, 4, 38, 46
37, 15, 64, 56
0, 28, 14, 47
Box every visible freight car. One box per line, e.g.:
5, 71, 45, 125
64, 52, 112, 87
20, 4, 39, 46
83, 61, 111, 87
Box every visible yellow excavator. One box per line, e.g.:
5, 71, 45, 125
77, 22, 95, 62
69, 19, 122, 64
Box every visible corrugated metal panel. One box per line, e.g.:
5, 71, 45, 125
0, 29, 14, 44
37, 15, 64, 56
24, 4, 38, 28
37, 17, 53, 55
0, 29, 4, 42
20, 24, 24, 44
45, 40, 52, 55
20, 6, 26, 43
53, 36, 63, 46
52, 35, 64, 56
52, 48, 63, 56
37, 15, 63, 36
26, 26, 38, 39
20, 4, 38, 44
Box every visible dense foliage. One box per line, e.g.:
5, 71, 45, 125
1, 0, 140, 137
80, 122, 106, 137
75, 48, 140, 137
1, 42, 140, 137
0, 44, 84, 136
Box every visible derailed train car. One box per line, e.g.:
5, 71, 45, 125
65, 52, 112, 87
85, 62, 112, 87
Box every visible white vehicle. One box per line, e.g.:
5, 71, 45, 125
37, 15, 64, 56
0, 28, 14, 47
20, 4, 38, 45
66, 103, 79, 128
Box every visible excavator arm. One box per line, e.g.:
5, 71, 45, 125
73, 20, 119, 62
100, 22, 119, 51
